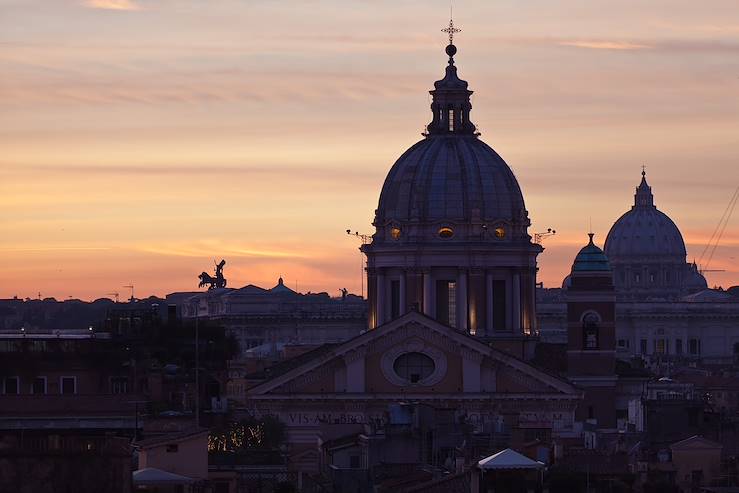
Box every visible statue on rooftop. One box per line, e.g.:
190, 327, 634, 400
198, 259, 227, 290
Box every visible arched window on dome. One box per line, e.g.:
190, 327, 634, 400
582, 312, 600, 350
448, 109, 455, 132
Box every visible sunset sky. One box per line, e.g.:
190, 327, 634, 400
1, 0, 738, 301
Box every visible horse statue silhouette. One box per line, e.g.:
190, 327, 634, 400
198, 259, 227, 290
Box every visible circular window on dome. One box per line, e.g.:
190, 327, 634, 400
390, 227, 401, 240
394, 352, 435, 384
438, 227, 454, 239
494, 227, 506, 239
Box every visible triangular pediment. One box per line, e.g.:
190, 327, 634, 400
246, 311, 579, 396
670, 435, 722, 451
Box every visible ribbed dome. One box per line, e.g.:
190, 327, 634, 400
604, 172, 687, 259
376, 136, 526, 224
573, 234, 611, 272
373, 42, 529, 242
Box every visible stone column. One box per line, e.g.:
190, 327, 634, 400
486, 272, 494, 335
423, 270, 434, 317
512, 272, 521, 333
457, 270, 468, 331
376, 270, 386, 326
367, 270, 377, 329
399, 270, 406, 316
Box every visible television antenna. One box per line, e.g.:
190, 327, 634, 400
698, 185, 738, 272
346, 229, 371, 299
123, 284, 135, 302
534, 228, 557, 244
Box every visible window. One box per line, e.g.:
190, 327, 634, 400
494, 227, 506, 239
30, 341, 47, 352
394, 352, 435, 383
0, 341, 20, 352
448, 109, 454, 131
32, 377, 47, 395
655, 339, 666, 355
689, 339, 700, 355
60, 376, 76, 395
650, 274, 655, 283
640, 339, 648, 355
110, 377, 128, 394
3, 377, 19, 395
617, 339, 629, 348
676, 339, 683, 355
448, 282, 457, 328
438, 226, 454, 239
492, 280, 507, 331
582, 312, 600, 350
390, 227, 401, 240
166, 444, 179, 453
436, 280, 457, 328
634, 273, 641, 283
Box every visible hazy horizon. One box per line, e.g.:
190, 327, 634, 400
1, 0, 738, 300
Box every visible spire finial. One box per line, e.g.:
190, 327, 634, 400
588, 232, 595, 244
641, 164, 646, 178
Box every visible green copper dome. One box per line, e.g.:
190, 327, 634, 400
572, 233, 611, 272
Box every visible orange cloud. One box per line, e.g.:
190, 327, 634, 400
559, 40, 651, 50
84, 0, 141, 11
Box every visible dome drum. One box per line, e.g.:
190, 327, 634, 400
371, 218, 531, 246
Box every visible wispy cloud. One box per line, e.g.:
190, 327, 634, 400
0, 246, 112, 252
135, 242, 310, 260
558, 40, 651, 51
83, 0, 141, 11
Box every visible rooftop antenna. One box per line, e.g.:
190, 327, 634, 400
534, 228, 557, 244
106, 292, 120, 303
698, 185, 739, 272
123, 284, 134, 302
346, 229, 371, 299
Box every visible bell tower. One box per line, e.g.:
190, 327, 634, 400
566, 233, 617, 428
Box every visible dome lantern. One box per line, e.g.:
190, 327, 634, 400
425, 20, 477, 136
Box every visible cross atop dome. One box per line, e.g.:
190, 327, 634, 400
442, 18, 461, 46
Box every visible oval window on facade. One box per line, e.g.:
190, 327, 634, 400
494, 227, 506, 239
393, 352, 435, 384
438, 227, 454, 239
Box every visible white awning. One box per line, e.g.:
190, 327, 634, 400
133, 467, 196, 485
478, 448, 545, 470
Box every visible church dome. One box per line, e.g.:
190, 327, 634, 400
373, 42, 529, 243
572, 233, 611, 272
604, 171, 687, 260
376, 137, 526, 225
